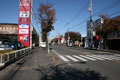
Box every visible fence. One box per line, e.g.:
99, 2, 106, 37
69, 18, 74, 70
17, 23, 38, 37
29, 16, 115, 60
0, 47, 31, 67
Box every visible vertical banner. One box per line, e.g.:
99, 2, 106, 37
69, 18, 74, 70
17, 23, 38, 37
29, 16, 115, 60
18, 0, 31, 46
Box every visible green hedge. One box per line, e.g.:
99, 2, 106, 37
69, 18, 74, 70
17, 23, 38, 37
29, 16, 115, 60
0, 49, 13, 54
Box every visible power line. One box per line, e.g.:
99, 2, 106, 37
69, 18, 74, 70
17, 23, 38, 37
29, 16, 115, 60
109, 10, 120, 17
25, 0, 40, 34
92, 0, 120, 17
70, 0, 120, 30
69, 1, 89, 23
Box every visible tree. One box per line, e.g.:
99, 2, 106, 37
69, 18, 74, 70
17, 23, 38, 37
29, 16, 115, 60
64, 32, 81, 43
98, 15, 120, 34
38, 3, 56, 42
96, 15, 120, 49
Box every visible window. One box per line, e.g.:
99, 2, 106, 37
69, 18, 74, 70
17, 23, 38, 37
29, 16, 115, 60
6, 27, 9, 30
10, 27, 12, 30
3, 27, 5, 29
13, 28, 16, 30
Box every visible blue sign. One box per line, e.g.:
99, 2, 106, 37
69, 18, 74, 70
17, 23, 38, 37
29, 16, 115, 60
24, 35, 28, 41
47, 32, 50, 36
19, 24, 29, 28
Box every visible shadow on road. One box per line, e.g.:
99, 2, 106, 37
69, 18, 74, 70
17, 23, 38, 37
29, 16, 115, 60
36, 64, 107, 80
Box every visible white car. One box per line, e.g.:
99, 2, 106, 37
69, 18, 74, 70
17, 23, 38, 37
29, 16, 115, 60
39, 42, 46, 48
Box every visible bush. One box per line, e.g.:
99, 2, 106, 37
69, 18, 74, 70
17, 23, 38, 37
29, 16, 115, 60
0, 49, 13, 54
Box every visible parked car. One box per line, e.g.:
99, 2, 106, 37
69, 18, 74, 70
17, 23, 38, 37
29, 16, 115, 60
12, 41, 23, 50
8, 41, 23, 50
0, 44, 12, 50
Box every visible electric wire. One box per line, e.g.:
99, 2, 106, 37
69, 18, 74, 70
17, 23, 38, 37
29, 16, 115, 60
70, 0, 120, 31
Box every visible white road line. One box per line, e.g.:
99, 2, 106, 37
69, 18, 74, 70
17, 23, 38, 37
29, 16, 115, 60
112, 56, 120, 60
59, 55, 69, 62
66, 55, 79, 62
52, 50, 61, 56
79, 55, 96, 61
104, 55, 120, 60
52, 50, 71, 65
97, 55, 113, 60
86, 55, 104, 60
73, 55, 88, 61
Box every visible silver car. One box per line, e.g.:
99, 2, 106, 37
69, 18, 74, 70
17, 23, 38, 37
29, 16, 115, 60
0, 44, 11, 50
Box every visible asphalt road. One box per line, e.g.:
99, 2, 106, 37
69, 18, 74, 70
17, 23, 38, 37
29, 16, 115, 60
0, 46, 120, 80
50, 45, 120, 80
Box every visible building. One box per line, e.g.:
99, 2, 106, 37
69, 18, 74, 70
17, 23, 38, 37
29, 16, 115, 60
0, 23, 39, 46
87, 17, 120, 51
0, 23, 18, 42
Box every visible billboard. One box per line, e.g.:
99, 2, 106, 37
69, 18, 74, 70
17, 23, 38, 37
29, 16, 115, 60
18, 0, 31, 46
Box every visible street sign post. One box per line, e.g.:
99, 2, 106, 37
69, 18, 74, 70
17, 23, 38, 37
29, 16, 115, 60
47, 32, 50, 36
47, 32, 50, 54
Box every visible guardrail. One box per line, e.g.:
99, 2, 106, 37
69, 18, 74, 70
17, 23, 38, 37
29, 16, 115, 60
0, 47, 31, 67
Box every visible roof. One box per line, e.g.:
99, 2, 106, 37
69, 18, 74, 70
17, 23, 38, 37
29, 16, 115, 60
0, 23, 18, 25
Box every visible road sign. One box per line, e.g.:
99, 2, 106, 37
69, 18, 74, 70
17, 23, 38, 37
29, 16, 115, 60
47, 32, 50, 36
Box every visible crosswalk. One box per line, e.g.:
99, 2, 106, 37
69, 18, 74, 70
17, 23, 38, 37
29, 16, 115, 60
58, 54, 120, 62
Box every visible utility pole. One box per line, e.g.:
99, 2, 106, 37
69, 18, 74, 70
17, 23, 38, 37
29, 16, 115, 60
67, 21, 70, 46
88, 0, 93, 49
39, 23, 41, 47
30, 0, 33, 49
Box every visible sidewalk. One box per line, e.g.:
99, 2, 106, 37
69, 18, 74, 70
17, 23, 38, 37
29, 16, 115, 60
0, 47, 60, 80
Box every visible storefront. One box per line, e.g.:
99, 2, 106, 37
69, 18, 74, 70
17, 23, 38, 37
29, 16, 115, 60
0, 23, 18, 43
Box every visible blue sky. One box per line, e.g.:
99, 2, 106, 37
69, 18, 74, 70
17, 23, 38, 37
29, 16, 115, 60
0, 0, 120, 39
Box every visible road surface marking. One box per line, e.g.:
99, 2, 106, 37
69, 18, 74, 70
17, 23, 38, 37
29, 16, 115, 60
79, 55, 96, 61
52, 50, 71, 65
92, 55, 107, 60
86, 55, 105, 60
66, 55, 79, 62
97, 55, 113, 60
73, 55, 88, 61
104, 55, 120, 60
52, 50, 61, 56
59, 55, 69, 62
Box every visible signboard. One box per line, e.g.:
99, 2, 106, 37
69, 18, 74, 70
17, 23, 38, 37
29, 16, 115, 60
19, 24, 29, 28
47, 32, 50, 36
20, 11, 29, 17
93, 31, 96, 36
18, 0, 31, 46
19, 29, 29, 34
24, 35, 28, 41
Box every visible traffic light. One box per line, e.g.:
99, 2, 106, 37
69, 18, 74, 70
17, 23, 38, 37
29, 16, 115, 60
96, 35, 99, 40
